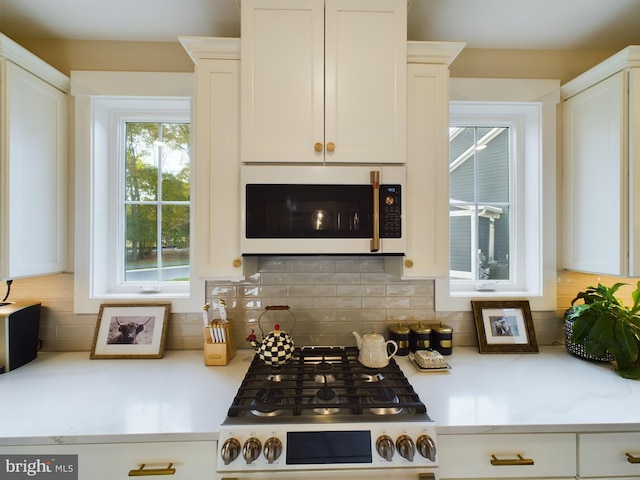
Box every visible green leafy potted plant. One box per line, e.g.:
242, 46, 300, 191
566, 281, 640, 379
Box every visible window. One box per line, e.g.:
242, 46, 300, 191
71, 71, 202, 313
449, 126, 510, 282
121, 120, 190, 287
436, 79, 559, 312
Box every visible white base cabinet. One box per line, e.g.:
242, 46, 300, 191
0, 440, 216, 480
438, 432, 576, 479
578, 432, 640, 478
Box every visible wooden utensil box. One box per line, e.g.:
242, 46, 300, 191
203, 321, 236, 366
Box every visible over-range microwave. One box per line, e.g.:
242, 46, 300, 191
241, 165, 406, 255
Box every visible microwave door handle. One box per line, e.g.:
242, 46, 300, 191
370, 171, 380, 252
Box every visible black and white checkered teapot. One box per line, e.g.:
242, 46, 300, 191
247, 305, 296, 367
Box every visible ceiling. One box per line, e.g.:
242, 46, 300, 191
1, 0, 640, 51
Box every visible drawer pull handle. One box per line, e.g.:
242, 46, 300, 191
490, 454, 534, 466
626, 452, 640, 463
128, 463, 176, 476
418, 474, 436, 480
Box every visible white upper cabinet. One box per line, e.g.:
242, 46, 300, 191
241, 0, 407, 164
394, 42, 464, 279
562, 46, 640, 276
180, 37, 249, 280
0, 34, 68, 280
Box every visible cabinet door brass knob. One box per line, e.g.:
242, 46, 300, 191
405, 259, 414, 268
314, 142, 323, 152
326, 142, 335, 152
232, 258, 242, 268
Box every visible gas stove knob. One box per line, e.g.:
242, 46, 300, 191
264, 436, 283, 464
221, 438, 241, 465
376, 434, 395, 462
396, 434, 416, 462
417, 434, 437, 461
242, 437, 262, 464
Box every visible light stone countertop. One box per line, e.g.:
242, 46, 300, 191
406, 345, 640, 435
1, 346, 639, 446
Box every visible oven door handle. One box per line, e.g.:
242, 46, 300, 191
370, 171, 380, 252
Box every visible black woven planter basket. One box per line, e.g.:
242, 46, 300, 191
564, 317, 613, 363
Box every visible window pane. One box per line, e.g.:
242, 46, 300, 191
449, 127, 476, 203
450, 212, 472, 278
160, 123, 190, 202
450, 156, 475, 203
478, 207, 510, 280
125, 122, 159, 202
123, 121, 191, 284
161, 205, 190, 282
478, 129, 509, 203
449, 126, 510, 282
125, 204, 158, 282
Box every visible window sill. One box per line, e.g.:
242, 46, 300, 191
435, 277, 557, 312
74, 278, 204, 314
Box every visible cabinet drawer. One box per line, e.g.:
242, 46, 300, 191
0, 440, 216, 480
579, 432, 640, 477
438, 433, 576, 478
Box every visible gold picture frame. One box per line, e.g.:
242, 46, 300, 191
90, 303, 170, 359
471, 300, 538, 353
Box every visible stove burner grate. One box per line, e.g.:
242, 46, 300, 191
226, 346, 427, 418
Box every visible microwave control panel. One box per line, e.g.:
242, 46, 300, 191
380, 185, 401, 238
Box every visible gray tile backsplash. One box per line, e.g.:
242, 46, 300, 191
9, 257, 572, 352
205, 256, 562, 349
204, 256, 435, 348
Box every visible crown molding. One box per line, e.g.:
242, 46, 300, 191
179, 36, 240, 63
0, 34, 69, 92
407, 41, 466, 66
561, 45, 640, 100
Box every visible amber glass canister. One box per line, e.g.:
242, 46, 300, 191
409, 322, 431, 353
432, 323, 453, 355
388, 323, 410, 356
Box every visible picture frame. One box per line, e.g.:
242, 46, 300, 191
90, 303, 170, 359
471, 300, 538, 353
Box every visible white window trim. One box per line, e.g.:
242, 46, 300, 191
71, 71, 202, 314
436, 78, 559, 312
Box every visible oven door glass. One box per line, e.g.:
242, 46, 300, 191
246, 184, 373, 239
286, 430, 372, 465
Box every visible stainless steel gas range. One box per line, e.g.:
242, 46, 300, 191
217, 346, 438, 480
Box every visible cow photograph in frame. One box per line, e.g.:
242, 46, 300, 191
471, 300, 538, 353
90, 303, 170, 359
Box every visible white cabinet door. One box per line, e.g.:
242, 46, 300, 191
1, 59, 67, 280
324, 0, 406, 164
579, 432, 640, 478
562, 71, 627, 276
0, 440, 216, 480
438, 433, 576, 479
628, 68, 640, 275
401, 63, 450, 278
241, 0, 324, 163
192, 54, 245, 280
241, 0, 406, 164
